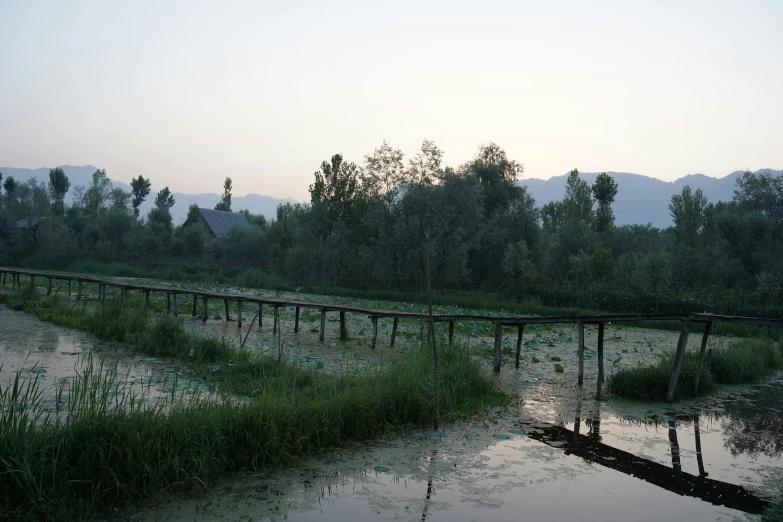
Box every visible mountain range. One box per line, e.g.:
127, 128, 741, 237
1, 165, 780, 228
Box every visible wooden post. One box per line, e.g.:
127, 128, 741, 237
1, 272, 5, 286
224, 299, 231, 321
47, 277, 52, 295
143, 290, 149, 309
77, 281, 82, 300
99, 284, 105, 302
666, 320, 692, 403
339, 311, 347, 340
192, 295, 198, 316
371, 317, 379, 349
165, 291, 170, 311
273, 306, 279, 334
515, 324, 525, 369
668, 420, 683, 485
67, 280, 71, 296
390, 317, 398, 347
172, 293, 178, 315
260, 303, 265, 330
201, 297, 208, 322
294, 306, 300, 332
319, 310, 326, 341
692, 322, 713, 394
237, 300, 243, 328
493, 323, 503, 372
11, 273, 15, 289
577, 320, 585, 386
448, 321, 455, 346
596, 322, 605, 400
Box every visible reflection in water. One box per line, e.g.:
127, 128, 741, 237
694, 416, 708, 477
527, 419, 771, 514
420, 450, 437, 522
720, 382, 783, 459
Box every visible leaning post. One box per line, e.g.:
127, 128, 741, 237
596, 322, 605, 400
390, 317, 398, 347
260, 303, 265, 330
666, 320, 692, 403
236, 300, 242, 328
577, 320, 585, 386
493, 323, 503, 372
515, 324, 525, 369
692, 322, 713, 394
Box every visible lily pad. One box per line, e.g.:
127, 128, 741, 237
554, 364, 564, 373
374, 466, 390, 472
493, 434, 511, 440
30, 368, 47, 374
427, 431, 447, 438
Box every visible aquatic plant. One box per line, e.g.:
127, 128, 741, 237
608, 339, 782, 401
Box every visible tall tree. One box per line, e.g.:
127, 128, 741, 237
562, 169, 594, 223
83, 169, 112, 217
48, 167, 71, 216
182, 203, 201, 227
3, 176, 16, 196
591, 172, 618, 233
461, 142, 524, 217
363, 140, 404, 211
154, 187, 175, 210
733, 170, 783, 223
669, 185, 708, 246
309, 154, 361, 229
130, 175, 152, 217
215, 177, 233, 211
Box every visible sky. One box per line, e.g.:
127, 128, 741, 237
1, 0, 782, 200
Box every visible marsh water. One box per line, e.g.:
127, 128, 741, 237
1, 299, 782, 521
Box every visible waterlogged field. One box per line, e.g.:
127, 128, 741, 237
1, 278, 782, 521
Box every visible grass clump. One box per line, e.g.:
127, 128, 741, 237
765, 490, 783, 522
608, 339, 782, 401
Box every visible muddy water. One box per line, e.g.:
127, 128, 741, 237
0, 304, 203, 407
128, 367, 783, 521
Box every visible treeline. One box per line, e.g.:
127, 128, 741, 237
1, 141, 782, 314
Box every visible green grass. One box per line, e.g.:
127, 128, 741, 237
0, 287, 506, 520
608, 339, 782, 401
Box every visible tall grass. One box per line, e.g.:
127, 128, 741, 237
608, 339, 783, 401
0, 288, 505, 520
765, 491, 783, 522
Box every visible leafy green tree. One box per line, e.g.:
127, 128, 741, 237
733, 170, 783, 223
47, 167, 71, 217
669, 185, 708, 246
154, 187, 175, 211
461, 142, 524, 217
3, 176, 16, 196
363, 140, 404, 211
182, 203, 201, 227
591, 172, 618, 233
563, 169, 594, 224
309, 154, 361, 234
130, 175, 152, 217
83, 169, 112, 217
215, 177, 233, 211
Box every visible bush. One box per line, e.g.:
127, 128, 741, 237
709, 338, 783, 384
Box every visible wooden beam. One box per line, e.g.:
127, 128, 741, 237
515, 324, 525, 369
319, 310, 326, 342
577, 320, 585, 386
692, 322, 712, 394
493, 323, 503, 372
390, 317, 398, 347
294, 306, 299, 333
666, 320, 692, 403
371, 317, 379, 349
448, 321, 455, 346
596, 322, 605, 400
339, 311, 347, 340
237, 300, 243, 328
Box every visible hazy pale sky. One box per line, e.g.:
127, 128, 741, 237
1, 0, 781, 200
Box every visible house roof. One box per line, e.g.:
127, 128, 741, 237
198, 208, 250, 238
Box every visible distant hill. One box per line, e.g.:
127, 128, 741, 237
521, 169, 782, 228
0, 165, 298, 224
2, 165, 780, 228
